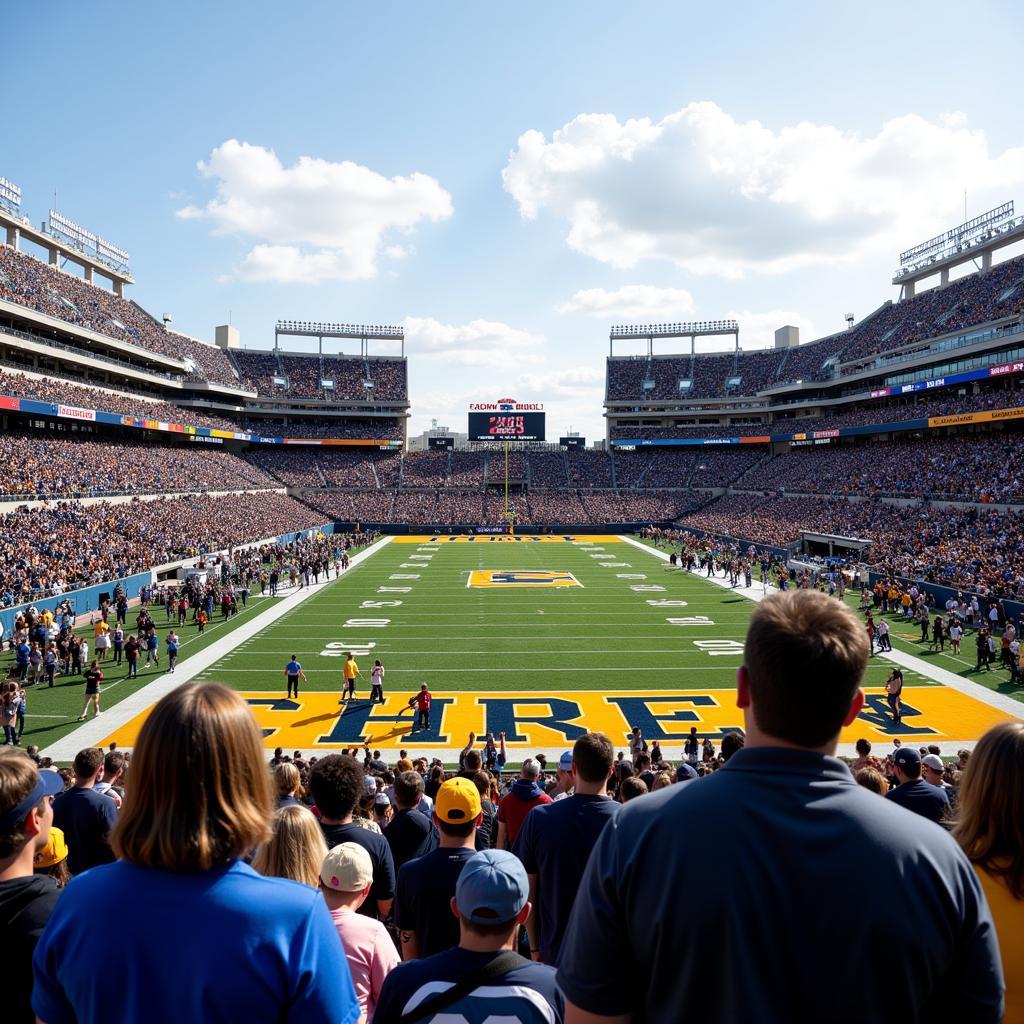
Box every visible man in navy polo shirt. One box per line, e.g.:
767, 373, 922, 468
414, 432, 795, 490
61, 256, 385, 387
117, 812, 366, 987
515, 731, 618, 965
557, 589, 1003, 1023
886, 746, 950, 824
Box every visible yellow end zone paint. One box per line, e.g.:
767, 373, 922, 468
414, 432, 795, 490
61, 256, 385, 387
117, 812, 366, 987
100, 687, 1015, 751
390, 535, 623, 543
467, 570, 582, 588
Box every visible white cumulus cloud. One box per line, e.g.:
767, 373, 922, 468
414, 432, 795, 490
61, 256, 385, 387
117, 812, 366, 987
503, 104, 1024, 277
403, 316, 545, 369
178, 139, 453, 283
557, 284, 695, 318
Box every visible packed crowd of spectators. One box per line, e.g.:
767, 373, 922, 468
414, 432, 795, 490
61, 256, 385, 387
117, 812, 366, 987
300, 490, 398, 524
527, 451, 569, 488
245, 448, 402, 489
741, 433, 1023, 502
0, 434, 278, 499
0, 492, 327, 606
242, 418, 403, 440
610, 381, 1024, 441
0, 246, 243, 387
232, 352, 408, 402
400, 451, 450, 486
0, 366, 237, 430
567, 449, 613, 488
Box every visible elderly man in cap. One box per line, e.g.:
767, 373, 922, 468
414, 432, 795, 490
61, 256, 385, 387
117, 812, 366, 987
375, 849, 563, 1023
395, 777, 483, 961
0, 749, 65, 1024
921, 753, 957, 808
495, 758, 551, 851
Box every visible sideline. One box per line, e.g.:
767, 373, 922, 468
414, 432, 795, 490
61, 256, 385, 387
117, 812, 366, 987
618, 534, 1023, 753
41, 537, 394, 760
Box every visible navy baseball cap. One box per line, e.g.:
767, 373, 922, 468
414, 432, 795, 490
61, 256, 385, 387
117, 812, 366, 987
893, 747, 921, 770
456, 850, 529, 925
676, 763, 699, 782
0, 770, 64, 831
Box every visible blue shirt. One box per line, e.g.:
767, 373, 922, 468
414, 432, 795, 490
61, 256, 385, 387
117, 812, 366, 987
375, 946, 563, 1024
885, 778, 951, 824
514, 792, 619, 965
52, 787, 117, 876
396, 847, 476, 958
33, 860, 359, 1024
286, 660, 302, 676
557, 747, 1003, 1022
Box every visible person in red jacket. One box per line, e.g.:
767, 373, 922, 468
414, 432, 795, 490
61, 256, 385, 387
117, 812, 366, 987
496, 758, 551, 850
411, 683, 431, 731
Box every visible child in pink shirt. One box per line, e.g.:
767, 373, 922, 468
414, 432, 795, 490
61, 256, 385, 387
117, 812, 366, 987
320, 842, 399, 1022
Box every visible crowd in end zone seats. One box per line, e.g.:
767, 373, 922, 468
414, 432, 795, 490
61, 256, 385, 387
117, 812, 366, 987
0, 492, 325, 606
567, 449, 613, 488
527, 489, 589, 523
0, 366, 236, 430
244, 448, 402, 489
739, 433, 1023, 502
299, 489, 397, 523
232, 351, 408, 402
527, 451, 569, 487
0, 434, 278, 499
448, 451, 487, 487
401, 451, 450, 486
581, 489, 702, 523
0, 246, 240, 387
241, 417, 403, 440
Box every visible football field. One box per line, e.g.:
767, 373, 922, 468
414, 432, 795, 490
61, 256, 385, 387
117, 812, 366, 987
76, 535, 1018, 760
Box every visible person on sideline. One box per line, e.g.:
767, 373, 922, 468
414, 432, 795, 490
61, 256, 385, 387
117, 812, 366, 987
32, 683, 359, 1024
284, 656, 306, 700
556, 590, 1004, 1023
954, 721, 1024, 1024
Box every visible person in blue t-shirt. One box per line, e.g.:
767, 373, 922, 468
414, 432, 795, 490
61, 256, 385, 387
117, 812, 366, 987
32, 683, 359, 1024
885, 746, 951, 824
166, 631, 179, 673
375, 849, 563, 1024
144, 632, 159, 669
515, 731, 619, 965
284, 656, 306, 699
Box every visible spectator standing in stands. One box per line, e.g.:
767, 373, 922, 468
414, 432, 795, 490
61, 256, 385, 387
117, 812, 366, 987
252, 804, 328, 888
885, 746, 950, 824
556, 590, 1004, 1022
52, 748, 117, 875
516, 732, 619, 965
395, 777, 482, 960
0, 749, 64, 1024
320, 842, 399, 1023
376, 850, 563, 1024
32, 683, 358, 1024
496, 758, 551, 850
308, 754, 395, 920
383, 771, 435, 875
954, 721, 1024, 1023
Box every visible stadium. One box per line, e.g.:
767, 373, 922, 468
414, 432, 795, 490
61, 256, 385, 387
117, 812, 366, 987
0, 182, 1020, 765
2, 9, 1023, 1021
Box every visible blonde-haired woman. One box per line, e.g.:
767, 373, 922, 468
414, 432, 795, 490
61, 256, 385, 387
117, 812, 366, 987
274, 761, 302, 807
253, 804, 328, 889
31, 682, 359, 1024
954, 720, 1024, 1023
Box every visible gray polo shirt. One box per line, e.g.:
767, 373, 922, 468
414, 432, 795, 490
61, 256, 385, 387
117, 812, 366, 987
557, 747, 1003, 1022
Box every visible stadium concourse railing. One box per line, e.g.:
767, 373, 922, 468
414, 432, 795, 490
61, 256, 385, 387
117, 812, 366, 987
0, 522, 335, 638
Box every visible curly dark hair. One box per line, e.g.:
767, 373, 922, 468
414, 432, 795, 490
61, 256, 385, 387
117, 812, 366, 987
308, 754, 364, 819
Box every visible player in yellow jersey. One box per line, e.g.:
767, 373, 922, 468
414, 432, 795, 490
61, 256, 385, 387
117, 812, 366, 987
340, 652, 360, 705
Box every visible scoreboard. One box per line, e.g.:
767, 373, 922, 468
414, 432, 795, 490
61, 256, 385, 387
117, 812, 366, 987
428, 436, 455, 450
468, 411, 546, 442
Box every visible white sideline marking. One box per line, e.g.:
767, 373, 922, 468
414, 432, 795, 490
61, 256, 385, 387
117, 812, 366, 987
41, 537, 394, 760
618, 534, 1024, 724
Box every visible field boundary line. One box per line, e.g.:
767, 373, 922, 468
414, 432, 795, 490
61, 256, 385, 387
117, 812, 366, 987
40, 536, 394, 760
618, 534, 1024, 723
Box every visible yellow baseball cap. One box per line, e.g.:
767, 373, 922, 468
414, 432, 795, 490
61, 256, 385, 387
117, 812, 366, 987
435, 777, 481, 824
35, 827, 69, 869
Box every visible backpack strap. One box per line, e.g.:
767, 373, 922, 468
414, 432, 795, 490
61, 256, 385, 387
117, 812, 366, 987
396, 950, 531, 1024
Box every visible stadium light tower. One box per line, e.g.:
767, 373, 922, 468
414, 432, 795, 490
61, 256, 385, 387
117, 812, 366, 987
608, 320, 740, 358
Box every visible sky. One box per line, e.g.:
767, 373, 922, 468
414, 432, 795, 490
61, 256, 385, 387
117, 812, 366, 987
5, 1, 1024, 441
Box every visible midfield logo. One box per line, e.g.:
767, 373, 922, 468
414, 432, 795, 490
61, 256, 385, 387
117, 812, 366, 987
467, 570, 582, 588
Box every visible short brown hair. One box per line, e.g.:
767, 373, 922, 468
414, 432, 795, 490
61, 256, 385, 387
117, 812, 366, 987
953, 721, 1024, 899
73, 747, 104, 780
619, 777, 648, 802
111, 683, 273, 871
743, 590, 868, 747
854, 767, 887, 795
0, 749, 42, 860
573, 732, 614, 783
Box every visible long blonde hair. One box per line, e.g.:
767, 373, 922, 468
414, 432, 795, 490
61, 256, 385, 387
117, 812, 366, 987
953, 720, 1024, 899
111, 683, 273, 872
252, 804, 328, 888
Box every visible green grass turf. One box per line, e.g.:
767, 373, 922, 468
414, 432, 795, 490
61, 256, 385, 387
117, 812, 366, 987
189, 538, 939, 696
